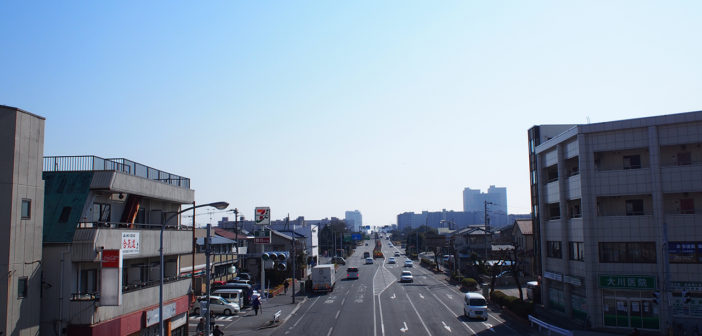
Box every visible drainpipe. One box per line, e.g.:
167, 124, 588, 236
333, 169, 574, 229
58, 248, 71, 336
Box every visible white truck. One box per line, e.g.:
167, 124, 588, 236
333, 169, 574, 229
311, 264, 336, 292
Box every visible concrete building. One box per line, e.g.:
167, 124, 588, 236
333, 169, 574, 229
397, 210, 481, 231
463, 186, 509, 227
0, 106, 45, 336
344, 210, 362, 232
512, 219, 535, 276
40, 155, 194, 335
530, 110, 702, 333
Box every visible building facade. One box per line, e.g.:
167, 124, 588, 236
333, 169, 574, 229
463, 186, 509, 227
0, 106, 45, 336
344, 210, 362, 232
40, 156, 195, 336
531, 111, 702, 332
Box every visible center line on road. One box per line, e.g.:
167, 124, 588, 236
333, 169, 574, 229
327, 326, 333, 336
335, 310, 340, 319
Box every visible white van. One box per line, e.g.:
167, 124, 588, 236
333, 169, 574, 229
213, 288, 244, 308
463, 292, 488, 320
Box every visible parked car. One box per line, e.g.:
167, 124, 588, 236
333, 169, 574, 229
332, 256, 346, 265
347, 267, 359, 279
212, 288, 244, 308
404, 260, 413, 267
365, 258, 374, 264
400, 271, 413, 283
236, 273, 252, 281
211, 283, 253, 306
388, 257, 396, 264
463, 292, 488, 320
193, 295, 240, 316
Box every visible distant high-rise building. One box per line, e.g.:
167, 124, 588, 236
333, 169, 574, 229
344, 210, 362, 232
462, 186, 508, 227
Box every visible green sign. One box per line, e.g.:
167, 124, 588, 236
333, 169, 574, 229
599, 275, 656, 290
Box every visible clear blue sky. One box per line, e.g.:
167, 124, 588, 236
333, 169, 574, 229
2, 1, 701, 228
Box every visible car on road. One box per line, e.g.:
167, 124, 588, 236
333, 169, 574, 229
193, 295, 240, 316
331, 256, 346, 265
346, 267, 359, 279
388, 257, 396, 264
404, 260, 413, 267
394, 251, 400, 257
400, 271, 413, 283
365, 257, 374, 264
464, 292, 488, 320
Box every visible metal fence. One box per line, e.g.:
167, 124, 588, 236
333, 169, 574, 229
43, 155, 190, 188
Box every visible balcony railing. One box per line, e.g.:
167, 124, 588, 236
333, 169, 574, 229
77, 221, 192, 231
43, 155, 190, 188
123, 275, 190, 294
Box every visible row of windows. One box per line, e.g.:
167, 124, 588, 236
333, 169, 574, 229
548, 197, 697, 218
547, 241, 658, 263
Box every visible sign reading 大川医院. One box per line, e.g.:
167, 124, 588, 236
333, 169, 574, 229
255, 207, 270, 225
599, 275, 656, 290
121, 232, 140, 255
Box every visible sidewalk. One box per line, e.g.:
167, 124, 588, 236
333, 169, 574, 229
189, 288, 307, 335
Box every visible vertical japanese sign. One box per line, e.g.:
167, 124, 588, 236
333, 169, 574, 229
101, 249, 123, 306
255, 207, 270, 225
121, 232, 140, 255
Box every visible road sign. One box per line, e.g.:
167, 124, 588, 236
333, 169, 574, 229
351, 233, 362, 241
255, 207, 270, 225
254, 229, 271, 244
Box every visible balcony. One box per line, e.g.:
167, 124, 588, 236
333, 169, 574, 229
68, 277, 191, 325
72, 222, 193, 261
592, 168, 652, 196
44, 155, 190, 188
661, 164, 702, 193
592, 215, 658, 239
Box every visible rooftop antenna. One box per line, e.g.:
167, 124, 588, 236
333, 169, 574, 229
586, 116, 591, 124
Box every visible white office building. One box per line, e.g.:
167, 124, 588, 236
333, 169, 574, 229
531, 110, 702, 333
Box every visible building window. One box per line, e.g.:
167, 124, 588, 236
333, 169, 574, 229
93, 203, 111, 223
569, 242, 584, 261
568, 199, 582, 218
79, 269, 97, 294
677, 152, 692, 166
625, 199, 644, 216
546, 165, 559, 182
599, 242, 657, 263
547, 241, 562, 258
18, 277, 28, 298
21, 199, 31, 219
680, 198, 695, 214
623, 155, 642, 169
59, 207, 72, 223
548, 203, 560, 220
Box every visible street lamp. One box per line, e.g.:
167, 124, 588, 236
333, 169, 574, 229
160, 201, 229, 336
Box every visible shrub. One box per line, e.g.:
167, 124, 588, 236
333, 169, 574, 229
461, 278, 478, 290
509, 300, 534, 318
491, 290, 507, 305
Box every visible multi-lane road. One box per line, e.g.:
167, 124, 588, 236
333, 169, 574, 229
273, 238, 533, 336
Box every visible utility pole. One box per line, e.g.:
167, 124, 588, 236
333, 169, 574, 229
332, 224, 336, 258
484, 201, 493, 262
233, 208, 239, 279
205, 224, 212, 336
290, 217, 297, 303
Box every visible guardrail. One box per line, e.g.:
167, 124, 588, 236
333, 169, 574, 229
528, 315, 573, 336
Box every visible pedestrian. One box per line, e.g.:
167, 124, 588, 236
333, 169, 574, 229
196, 318, 204, 335
213, 325, 224, 336
252, 296, 261, 315
284, 280, 290, 295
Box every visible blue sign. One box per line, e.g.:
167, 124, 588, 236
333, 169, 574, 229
351, 233, 362, 241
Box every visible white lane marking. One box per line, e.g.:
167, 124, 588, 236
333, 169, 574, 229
400, 322, 408, 333
335, 310, 340, 319
418, 293, 424, 299
292, 296, 320, 328
446, 294, 453, 300
404, 292, 433, 336
341, 297, 346, 305
324, 295, 337, 304
426, 284, 476, 335
373, 262, 381, 336
390, 293, 396, 299
483, 322, 495, 332
442, 321, 452, 333
327, 326, 334, 336
378, 291, 385, 336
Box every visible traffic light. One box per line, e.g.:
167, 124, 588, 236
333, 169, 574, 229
652, 291, 660, 304
276, 262, 287, 271
262, 253, 271, 261
683, 290, 691, 304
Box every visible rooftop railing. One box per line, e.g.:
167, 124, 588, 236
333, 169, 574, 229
43, 155, 190, 188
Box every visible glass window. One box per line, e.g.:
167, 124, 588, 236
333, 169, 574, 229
677, 152, 692, 165
569, 242, 584, 261
21, 199, 31, 219
547, 241, 562, 258
680, 199, 695, 214
18, 277, 27, 298
625, 199, 644, 216
59, 207, 72, 223
599, 242, 656, 263
623, 155, 642, 169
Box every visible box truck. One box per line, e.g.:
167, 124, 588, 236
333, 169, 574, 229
311, 264, 336, 292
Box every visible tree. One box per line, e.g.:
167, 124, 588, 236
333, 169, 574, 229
506, 243, 524, 300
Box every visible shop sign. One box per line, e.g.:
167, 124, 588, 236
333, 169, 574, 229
121, 232, 140, 255
599, 275, 656, 290
671, 282, 702, 292
564, 275, 583, 287
145, 302, 176, 327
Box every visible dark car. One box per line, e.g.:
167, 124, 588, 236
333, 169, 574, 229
236, 273, 252, 281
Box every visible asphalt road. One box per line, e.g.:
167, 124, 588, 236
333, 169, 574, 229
271, 237, 533, 336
